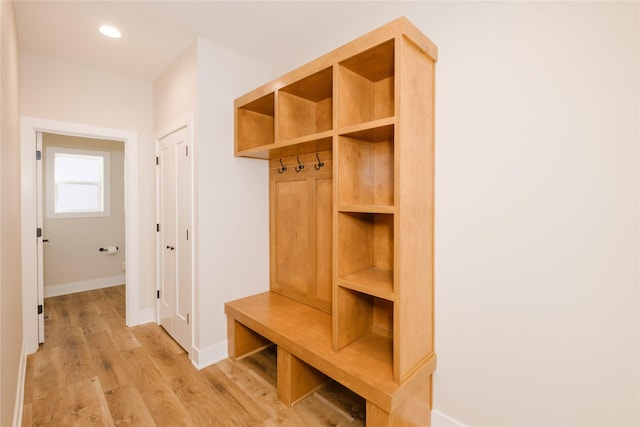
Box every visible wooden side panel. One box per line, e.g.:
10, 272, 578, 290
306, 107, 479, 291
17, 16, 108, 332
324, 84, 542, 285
372, 298, 393, 338
394, 36, 435, 382
374, 76, 395, 120
278, 92, 317, 141
274, 179, 313, 293
237, 110, 274, 151
277, 347, 329, 407
373, 214, 394, 271
367, 401, 390, 427
227, 318, 272, 362
337, 213, 373, 277
334, 287, 373, 349
315, 178, 333, 305
338, 66, 375, 126
315, 98, 333, 133
373, 139, 394, 206
270, 151, 333, 312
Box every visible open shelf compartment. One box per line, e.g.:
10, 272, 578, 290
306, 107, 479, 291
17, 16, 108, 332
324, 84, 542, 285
338, 123, 394, 209
338, 40, 395, 127
334, 286, 394, 352
278, 67, 333, 142
237, 92, 275, 152
337, 212, 394, 297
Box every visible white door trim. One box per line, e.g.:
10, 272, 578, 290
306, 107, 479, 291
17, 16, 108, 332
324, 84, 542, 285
155, 113, 195, 357
21, 116, 140, 354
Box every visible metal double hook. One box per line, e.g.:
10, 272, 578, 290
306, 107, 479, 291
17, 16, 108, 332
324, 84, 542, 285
277, 159, 287, 174
314, 153, 325, 170
278, 153, 323, 174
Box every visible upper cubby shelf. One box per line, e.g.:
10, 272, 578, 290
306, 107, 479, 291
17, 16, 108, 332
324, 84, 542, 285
277, 67, 333, 142
338, 122, 394, 208
338, 40, 395, 127
236, 92, 275, 152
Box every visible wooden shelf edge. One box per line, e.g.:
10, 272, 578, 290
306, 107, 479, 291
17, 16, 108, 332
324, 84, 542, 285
275, 129, 334, 147
338, 204, 395, 214
338, 116, 395, 137
236, 131, 333, 159
338, 268, 394, 301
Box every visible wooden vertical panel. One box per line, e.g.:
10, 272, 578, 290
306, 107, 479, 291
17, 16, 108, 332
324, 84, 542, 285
228, 319, 271, 361
274, 179, 313, 293
373, 214, 394, 271
338, 213, 373, 277
270, 152, 333, 312
315, 178, 333, 305
374, 77, 395, 120
278, 92, 317, 141
394, 35, 436, 383
373, 139, 394, 206
366, 401, 390, 427
237, 110, 275, 150
277, 347, 328, 407
315, 98, 333, 133
338, 66, 375, 126
372, 298, 393, 338
237, 93, 275, 152
334, 287, 373, 349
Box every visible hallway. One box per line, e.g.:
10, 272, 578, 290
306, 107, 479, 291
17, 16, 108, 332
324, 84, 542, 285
21, 286, 365, 426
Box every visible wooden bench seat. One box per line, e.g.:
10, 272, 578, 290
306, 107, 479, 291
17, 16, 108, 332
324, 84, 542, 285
225, 292, 436, 426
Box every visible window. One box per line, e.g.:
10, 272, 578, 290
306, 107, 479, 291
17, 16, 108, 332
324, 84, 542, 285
46, 147, 110, 218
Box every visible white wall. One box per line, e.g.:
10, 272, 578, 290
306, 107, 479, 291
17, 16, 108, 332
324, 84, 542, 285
20, 52, 155, 315
42, 134, 125, 296
153, 39, 270, 366
271, 3, 639, 426
195, 38, 270, 362
0, 1, 24, 425
153, 42, 197, 132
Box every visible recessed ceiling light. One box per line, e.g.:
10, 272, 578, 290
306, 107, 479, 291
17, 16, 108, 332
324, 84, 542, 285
99, 25, 121, 39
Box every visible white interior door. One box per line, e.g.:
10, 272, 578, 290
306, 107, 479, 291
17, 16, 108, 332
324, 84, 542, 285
157, 125, 192, 353
36, 132, 44, 343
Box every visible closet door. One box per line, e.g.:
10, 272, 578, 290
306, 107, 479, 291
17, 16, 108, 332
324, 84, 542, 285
158, 125, 192, 353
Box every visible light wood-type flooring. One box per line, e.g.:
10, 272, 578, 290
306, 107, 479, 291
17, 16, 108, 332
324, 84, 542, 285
21, 286, 365, 426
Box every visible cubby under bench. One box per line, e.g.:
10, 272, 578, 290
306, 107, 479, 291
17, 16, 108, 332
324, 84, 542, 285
225, 292, 437, 427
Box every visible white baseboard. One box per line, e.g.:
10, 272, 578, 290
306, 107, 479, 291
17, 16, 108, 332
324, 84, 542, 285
191, 340, 228, 370
135, 307, 155, 325
432, 409, 466, 427
44, 275, 125, 298
12, 339, 27, 427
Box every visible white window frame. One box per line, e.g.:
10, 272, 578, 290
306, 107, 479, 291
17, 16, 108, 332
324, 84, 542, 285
46, 146, 111, 219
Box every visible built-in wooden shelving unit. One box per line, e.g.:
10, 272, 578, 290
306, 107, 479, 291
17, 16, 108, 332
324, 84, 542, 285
226, 17, 437, 426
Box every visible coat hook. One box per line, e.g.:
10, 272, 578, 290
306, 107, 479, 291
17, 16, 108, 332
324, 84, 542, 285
314, 153, 325, 170
295, 156, 305, 173
278, 159, 287, 174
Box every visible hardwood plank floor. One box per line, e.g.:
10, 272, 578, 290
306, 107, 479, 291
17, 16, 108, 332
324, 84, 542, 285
22, 286, 365, 426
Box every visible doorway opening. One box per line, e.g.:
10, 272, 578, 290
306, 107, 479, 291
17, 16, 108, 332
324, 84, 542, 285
40, 133, 126, 328
21, 117, 141, 354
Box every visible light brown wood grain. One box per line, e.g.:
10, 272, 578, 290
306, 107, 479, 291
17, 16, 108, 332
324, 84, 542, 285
104, 383, 156, 426
67, 376, 115, 427
277, 347, 328, 406
25, 286, 364, 427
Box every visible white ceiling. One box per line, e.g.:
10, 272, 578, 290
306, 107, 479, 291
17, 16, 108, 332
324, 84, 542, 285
14, 1, 389, 81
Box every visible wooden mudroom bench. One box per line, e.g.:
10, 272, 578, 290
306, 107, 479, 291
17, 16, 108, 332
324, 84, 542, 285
225, 292, 436, 426
227, 16, 437, 427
